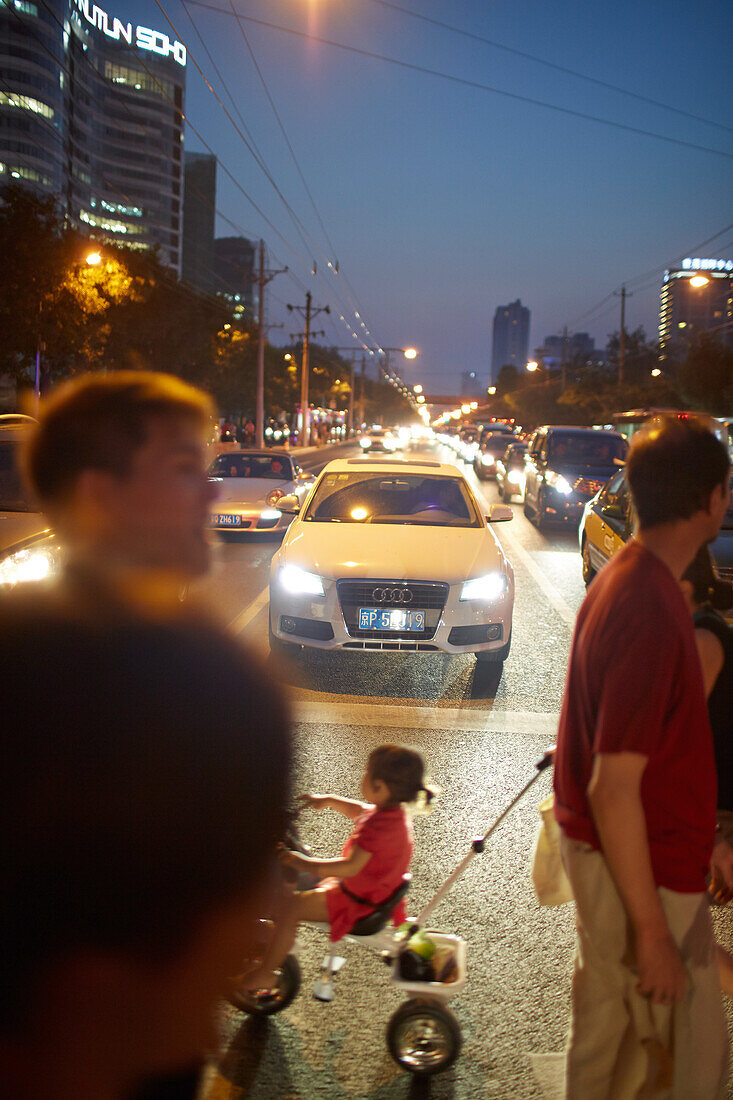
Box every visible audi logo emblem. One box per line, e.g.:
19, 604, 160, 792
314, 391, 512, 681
372, 587, 413, 603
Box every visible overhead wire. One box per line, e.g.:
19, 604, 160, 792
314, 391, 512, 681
366, 0, 733, 136
159, 0, 383, 353
185, 2, 733, 162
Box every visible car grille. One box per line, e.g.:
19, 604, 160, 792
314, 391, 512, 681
336, 579, 449, 640
573, 477, 606, 497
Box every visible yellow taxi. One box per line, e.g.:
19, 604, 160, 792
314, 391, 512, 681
579, 469, 631, 586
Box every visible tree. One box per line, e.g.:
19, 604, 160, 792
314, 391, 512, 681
677, 333, 733, 413
496, 363, 521, 395
605, 326, 659, 384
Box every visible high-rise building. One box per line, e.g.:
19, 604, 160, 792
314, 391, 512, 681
182, 152, 217, 293
534, 332, 595, 369
214, 235, 256, 319
1, 0, 187, 272
491, 299, 530, 381
659, 257, 733, 359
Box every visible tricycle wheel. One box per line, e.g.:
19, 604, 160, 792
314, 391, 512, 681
228, 954, 301, 1016
387, 998, 462, 1075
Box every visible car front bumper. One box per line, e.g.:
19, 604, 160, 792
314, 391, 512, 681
269, 575, 514, 656
209, 509, 292, 533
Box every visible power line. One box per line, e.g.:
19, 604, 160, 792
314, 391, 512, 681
159, 0, 383, 354
185, 2, 733, 162
366, 0, 733, 136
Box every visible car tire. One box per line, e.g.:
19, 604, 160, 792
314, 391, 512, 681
523, 496, 534, 521
581, 538, 597, 587
475, 634, 511, 664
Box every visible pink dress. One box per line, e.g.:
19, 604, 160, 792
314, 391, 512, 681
320, 805, 413, 942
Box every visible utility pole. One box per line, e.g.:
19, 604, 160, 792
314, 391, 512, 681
255, 240, 287, 449
287, 292, 329, 446
615, 285, 630, 386
348, 358, 355, 435
358, 355, 366, 428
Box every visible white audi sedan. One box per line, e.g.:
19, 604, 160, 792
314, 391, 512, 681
208, 450, 314, 535
269, 457, 515, 664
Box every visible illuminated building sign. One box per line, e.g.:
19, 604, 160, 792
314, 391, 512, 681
72, 0, 187, 66
681, 257, 733, 272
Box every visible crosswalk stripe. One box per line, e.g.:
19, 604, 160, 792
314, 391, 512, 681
228, 584, 269, 634
292, 699, 559, 736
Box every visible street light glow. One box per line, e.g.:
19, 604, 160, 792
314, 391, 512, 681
526, 360, 538, 372
413, 384, 423, 394
651, 368, 662, 377
488, 386, 497, 395
470, 401, 478, 410
461, 404, 471, 414
85, 251, 101, 265
403, 347, 418, 359
689, 275, 710, 288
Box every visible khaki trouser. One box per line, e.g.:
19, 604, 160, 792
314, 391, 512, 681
561, 836, 728, 1099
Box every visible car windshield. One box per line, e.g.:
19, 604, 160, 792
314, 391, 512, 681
304, 471, 481, 527
505, 445, 527, 464
0, 441, 33, 511
549, 433, 626, 467
209, 454, 292, 480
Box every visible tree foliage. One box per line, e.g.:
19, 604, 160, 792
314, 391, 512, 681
676, 333, 733, 414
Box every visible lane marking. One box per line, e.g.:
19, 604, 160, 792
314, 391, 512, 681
292, 699, 559, 736
228, 584, 269, 634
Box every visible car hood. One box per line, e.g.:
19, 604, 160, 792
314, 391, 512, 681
0, 510, 50, 556
279, 520, 508, 583
211, 477, 291, 504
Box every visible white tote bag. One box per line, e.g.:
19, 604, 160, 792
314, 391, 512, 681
531, 795, 574, 906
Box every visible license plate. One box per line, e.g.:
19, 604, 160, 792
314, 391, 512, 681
213, 514, 242, 526
358, 608, 426, 631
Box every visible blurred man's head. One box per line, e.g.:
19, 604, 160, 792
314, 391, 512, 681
0, 593, 291, 1095
627, 418, 729, 540
23, 372, 218, 580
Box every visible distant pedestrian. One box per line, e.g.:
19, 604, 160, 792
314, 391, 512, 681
0, 591, 292, 1100
554, 419, 731, 1098
243, 419, 255, 447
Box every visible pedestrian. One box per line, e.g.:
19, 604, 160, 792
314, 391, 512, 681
681, 544, 733, 992
17, 371, 226, 1098
553, 419, 731, 1098
243, 418, 255, 447
233, 744, 435, 999
21, 370, 219, 604
0, 590, 292, 1100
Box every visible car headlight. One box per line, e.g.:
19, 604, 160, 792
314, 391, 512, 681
508, 470, 523, 485
359, 437, 371, 449
546, 472, 573, 495
480, 453, 495, 466
278, 564, 325, 596
0, 545, 56, 587
384, 439, 397, 451
267, 489, 284, 506
460, 572, 507, 601
260, 508, 282, 521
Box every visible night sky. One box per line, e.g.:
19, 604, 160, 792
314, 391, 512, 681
120, 0, 732, 391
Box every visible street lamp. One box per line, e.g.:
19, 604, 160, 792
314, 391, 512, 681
85, 251, 101, 266
403, 347, 418, 360
488, 386, 497, 395
526, 360, 539, 372
689, 275, 710, 289
651, 368, 662, 377
413, 384, 423, 394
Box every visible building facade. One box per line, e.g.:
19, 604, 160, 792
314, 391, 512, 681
182, 151, 216, 292
659, 257, 733, 359
534, 332, 595, 369
491, 299, 530, 381
214, 235, 256, 319
1, 0, 187, 272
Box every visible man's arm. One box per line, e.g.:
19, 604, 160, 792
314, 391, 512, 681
587, 752, 687, 1005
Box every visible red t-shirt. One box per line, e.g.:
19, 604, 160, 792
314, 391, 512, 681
554, 540, 716, 893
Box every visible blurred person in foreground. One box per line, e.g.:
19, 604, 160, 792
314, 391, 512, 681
681, 545, 733, 995
21, 370, 219, 606
0, 592, 292, 1099
553, 419, 731, 1098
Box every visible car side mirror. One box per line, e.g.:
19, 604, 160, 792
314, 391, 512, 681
601, 504, 624, 521
487, 504, 513, 523
277, 493, 301, 514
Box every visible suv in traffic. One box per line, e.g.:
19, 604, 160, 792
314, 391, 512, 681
523, 426, 627, 529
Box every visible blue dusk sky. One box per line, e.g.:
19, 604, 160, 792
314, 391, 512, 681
118, 0, 732, 390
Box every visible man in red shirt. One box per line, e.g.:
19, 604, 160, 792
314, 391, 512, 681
554, 419, 731, 1098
